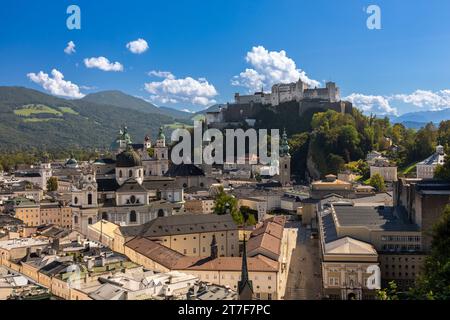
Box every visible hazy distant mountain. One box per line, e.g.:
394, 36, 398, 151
398, 121, 429, 129
391, 109, 450, 124
195, 104, 226, 115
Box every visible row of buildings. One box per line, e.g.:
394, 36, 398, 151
86, 214, 297, 300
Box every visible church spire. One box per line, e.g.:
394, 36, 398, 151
210, 234, 218, 259
280, 128, 290, 157
238, 237, 253, 300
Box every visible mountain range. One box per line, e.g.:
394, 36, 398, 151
389, 109, 450, 128
0, 86, 193, 151
2, 85, 449, 151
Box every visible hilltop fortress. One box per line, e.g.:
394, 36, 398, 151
206, 79, 352, 127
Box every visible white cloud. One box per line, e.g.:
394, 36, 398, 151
145, 73, 218, 106
231, 68, 265, 91
79, 85, 97, 90
84, 56, 124, 72
148, 70, 175, 79
232, 45, 320, 92
126, 38, 149, 54
344, 93, 398, 116
64, 41, 76, 55
182, 108, 195, 113
392, 90, 450, 110
345, 89, 450, 116
27, 69, 85, 99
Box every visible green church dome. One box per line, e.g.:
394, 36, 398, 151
116, 146, 142, 168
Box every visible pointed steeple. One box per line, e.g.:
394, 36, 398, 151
158, 126, 165, 140
210, 234, 218, 259
238, 237, 253, 300
280, 128, 290, 157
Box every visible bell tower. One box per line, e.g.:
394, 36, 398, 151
278, 128, 291, 186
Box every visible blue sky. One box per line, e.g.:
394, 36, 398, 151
1, 0, 450, 115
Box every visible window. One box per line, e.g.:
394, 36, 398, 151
130, 195, 136, 204
119, 170, 123, 178
129, 170, 133, 177
74, 197, 78, 205
88, 217, 93, 225
158, 209, 165, 217
130, 211, 137, 223
88, 194, 93, 205
74, 216, 78, 224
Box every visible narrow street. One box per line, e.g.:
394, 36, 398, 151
284, 221, 323, 300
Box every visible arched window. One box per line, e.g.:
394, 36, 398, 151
130, 211, 137, 223
158, 209, 165, 217
74, 197, 78, 205
74, 216, 78, 224
88, 194, 93, 205
130, 195, 136, 204
88, 217, 93, 225
119, 170, 123, 178
129, 170, 133, 177
102, 212, 108, 221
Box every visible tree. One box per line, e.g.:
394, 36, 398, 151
377, 281, 399, 300
327, 154, 345, 175
46, 177, 58, 192
410, 205, 450, 300
246, 214, 257, 226
412, 123, 437, 162
369, 173, 386, 192
434, 155, 450, 181
213, 187, 244, 225
240, 206, 258, 226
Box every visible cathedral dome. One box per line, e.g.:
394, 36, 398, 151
116, 147, 142, 167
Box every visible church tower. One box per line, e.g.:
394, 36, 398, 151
111, 126, 133, 156
278, 129, 291, 186
154, 127, 169, 175
71, 168, 99, 235
238, 238, 253, 300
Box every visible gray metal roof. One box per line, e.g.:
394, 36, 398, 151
333, 205, 419, 232
120, 214, 237, 238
